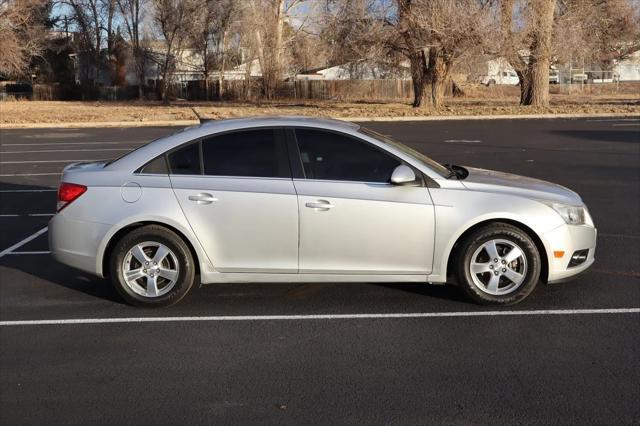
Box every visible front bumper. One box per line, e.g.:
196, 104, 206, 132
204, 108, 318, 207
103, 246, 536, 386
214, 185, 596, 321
543, 224, 597, 283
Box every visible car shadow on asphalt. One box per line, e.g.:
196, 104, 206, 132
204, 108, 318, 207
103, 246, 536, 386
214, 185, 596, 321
0, 181, 126, 305
371, 282, 469, 303
548, 129, 639, 144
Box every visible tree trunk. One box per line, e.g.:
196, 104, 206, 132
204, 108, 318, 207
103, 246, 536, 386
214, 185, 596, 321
204, 74, 209, 101
522, 0, 555, 106
161, 80, 169, 104
446, 78, 465, 97
136, 48, 145, 99
428, 48, 449, 108
271, 0, 285, 99
409, 50, 428, 107
516, 69, 532, 105
218, 30, 227, 100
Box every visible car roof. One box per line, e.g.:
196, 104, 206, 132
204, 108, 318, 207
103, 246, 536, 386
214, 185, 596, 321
108, 116, 361, 172
199, 115, 360, 132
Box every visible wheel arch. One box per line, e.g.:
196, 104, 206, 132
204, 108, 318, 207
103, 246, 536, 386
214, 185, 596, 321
100, 221, 203, 278
445, 218, 549, 284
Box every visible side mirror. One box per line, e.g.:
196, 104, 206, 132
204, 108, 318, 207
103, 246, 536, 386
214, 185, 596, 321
390, 164, 417, 185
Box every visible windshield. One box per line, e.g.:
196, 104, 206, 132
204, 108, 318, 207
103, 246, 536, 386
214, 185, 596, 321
359, 127, 449, 177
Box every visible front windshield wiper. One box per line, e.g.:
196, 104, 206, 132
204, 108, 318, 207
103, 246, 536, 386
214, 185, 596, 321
444, 164, 469, 180
444, 164, 457, 179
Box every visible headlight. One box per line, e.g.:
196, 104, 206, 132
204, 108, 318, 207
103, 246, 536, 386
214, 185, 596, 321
544, 202, 587, 225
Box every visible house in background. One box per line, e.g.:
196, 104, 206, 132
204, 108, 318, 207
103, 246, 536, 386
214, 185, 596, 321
296, 60, 410, 80
611, 50, 640, 81
472, 57, 519, 86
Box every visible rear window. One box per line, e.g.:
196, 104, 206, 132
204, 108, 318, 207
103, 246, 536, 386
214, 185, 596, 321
201, 129, 289, 178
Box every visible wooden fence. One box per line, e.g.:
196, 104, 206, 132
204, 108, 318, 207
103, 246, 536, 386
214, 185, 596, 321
3, 79, 637, 102
181, 79, 414, 102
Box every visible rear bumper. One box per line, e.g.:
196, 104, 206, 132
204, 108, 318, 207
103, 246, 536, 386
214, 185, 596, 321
543, 224, 597, 283
48, 213, 111, 276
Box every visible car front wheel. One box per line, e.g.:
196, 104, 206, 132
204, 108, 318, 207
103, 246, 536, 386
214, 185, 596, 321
109, 225, 196, 307
455, 223, 541, 305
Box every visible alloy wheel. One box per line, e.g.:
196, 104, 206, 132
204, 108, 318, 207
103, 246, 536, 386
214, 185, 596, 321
122, 241, 180, 298
469, 238, 528, 296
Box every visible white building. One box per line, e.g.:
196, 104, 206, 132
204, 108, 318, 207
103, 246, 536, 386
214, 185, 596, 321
612, 50, 640, 81
296, 61, 410, 80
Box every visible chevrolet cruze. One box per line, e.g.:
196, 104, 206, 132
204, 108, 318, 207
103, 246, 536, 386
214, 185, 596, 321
49, 117, 597, 307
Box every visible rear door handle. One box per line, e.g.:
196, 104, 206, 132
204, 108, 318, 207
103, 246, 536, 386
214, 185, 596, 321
188, 193, 218, 205
305, 200, 335, 211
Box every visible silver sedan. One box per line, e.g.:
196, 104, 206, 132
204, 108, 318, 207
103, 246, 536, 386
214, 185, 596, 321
49, 117, 597, 307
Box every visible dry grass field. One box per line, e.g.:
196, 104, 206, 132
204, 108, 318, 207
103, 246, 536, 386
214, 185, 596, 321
1, 87, 638, 126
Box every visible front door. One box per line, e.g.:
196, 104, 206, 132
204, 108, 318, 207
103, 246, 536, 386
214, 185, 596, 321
291, 128, 435, 275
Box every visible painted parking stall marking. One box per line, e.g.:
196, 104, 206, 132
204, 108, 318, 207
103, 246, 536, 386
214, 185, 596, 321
1, 308, 639, 326
0, 227, 48, 258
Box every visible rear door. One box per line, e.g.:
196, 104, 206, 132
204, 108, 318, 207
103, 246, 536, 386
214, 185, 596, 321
290, 128, 435, 275
169, 128, 299, 273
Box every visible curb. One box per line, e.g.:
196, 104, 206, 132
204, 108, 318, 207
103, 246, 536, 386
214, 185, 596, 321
1, 112, 638, 129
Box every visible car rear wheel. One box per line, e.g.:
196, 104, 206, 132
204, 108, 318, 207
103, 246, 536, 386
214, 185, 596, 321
454, 223, 541, 305
109, 225, 196, 307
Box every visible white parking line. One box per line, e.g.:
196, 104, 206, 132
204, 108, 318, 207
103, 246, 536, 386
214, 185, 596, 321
0, 189, 57, 193
1, 148, 131, 154
0, 227, 48, 258
586, 119, 640, 122
0, 173, 60, 176
5, 251, 50, 255
0, 159, 102, 164
1, 308, 638, 326
1, 141, 144, 146
612, 123, 640, 126
444, 139, 482, 143
600, 233, 640, 240
0, 213, 55, 217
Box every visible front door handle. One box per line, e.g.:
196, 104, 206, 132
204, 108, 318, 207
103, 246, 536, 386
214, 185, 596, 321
305, 200, 335, 211
188, 193, 218, 205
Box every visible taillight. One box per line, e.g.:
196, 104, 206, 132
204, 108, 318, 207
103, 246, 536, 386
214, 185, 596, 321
57, 182, 87, 212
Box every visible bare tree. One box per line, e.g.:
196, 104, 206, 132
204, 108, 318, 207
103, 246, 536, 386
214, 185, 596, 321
500, 0, 552, 106
188, 0, 236, 100
246, 0, 310, 99
554, 0, 640, 73
153, 0, 197, 103
529, 0, 555, 105
61, 0, 115, 84
501, 0, 638, 106
117, 0, 147, 97
395, 0, 494, 107
320, 0, 392, 74
0, 0, 49, 78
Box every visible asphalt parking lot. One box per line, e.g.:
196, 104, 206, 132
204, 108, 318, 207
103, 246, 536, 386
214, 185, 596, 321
1, 117, 639, 424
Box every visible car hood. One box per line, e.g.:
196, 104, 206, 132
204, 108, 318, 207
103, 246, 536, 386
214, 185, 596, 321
460, 166, 583, 205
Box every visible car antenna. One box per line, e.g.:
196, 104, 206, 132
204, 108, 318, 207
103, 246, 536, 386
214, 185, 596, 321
191, 107, 213, 124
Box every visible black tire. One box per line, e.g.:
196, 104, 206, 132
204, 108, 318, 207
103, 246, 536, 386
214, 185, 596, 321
454, 223, 541, 306
109, 225, 196, 307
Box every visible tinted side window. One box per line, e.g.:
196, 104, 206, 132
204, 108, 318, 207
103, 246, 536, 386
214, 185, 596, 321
140, 155, 168, 174
168, 142, 201, 175
295, 129, 400, 182
202, 129, 289, 178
